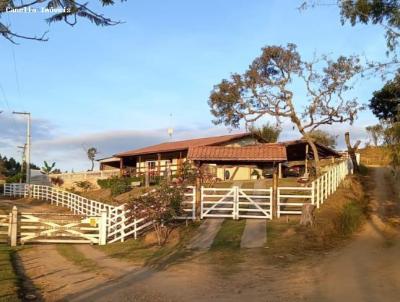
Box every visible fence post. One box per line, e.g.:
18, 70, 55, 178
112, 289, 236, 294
120, 205, 126, 242
10, 206, 18, 247
233, 186, 239, 220
200, 186, 204, 219
272, 170, 278, 219
192, 187, 196, 220
134, 218, 138, 240
311, 181, 316, 208
99, 210, 108, 245
276, 188, 280, 218
8, 213, 12, 238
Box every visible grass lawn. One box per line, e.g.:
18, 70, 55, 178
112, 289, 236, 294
97, 222, 201, 268
203, 219, 247, 274
0, 246, 20, 302
211, 219, 246, 250
56, 245, 99, 271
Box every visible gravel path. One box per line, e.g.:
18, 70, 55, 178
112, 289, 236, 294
187, 218, 224, 250
240, 180, 267, 248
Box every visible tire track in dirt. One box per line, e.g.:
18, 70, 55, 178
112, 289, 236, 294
18, 245, 112, 301
308, 167, 400, 302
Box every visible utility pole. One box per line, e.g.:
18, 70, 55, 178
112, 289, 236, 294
17, 144, 26, 182
13, 112, 31, 184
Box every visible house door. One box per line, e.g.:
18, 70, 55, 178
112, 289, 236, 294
147, 161, 157, 183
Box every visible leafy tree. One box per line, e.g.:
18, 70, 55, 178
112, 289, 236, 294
208, 44, 363, 174
0, 159, 6, 177
127, 181, 186, 246
305, 130, 337, 148
339, 0, 400, 52
384, 120, 400, 175
0, 0, 123, 43
41, 161, 56, 175
249, 122, 281, 143
300, 1, 400, 53
369, 73, 400, 121
87, 147, 98, 171
0, 154, 21, 176
365, 124, 385, 146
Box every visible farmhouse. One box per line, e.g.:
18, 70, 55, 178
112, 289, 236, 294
99, 133, 340, 181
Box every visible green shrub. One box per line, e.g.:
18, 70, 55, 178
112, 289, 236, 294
6, 173, 24, 183
74, 180, 93, 191
97, 176, 144, 196
338, 201, 364, 236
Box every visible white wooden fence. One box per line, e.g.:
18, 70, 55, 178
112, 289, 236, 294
201, 186, 272, 219
3, 184, 196, 244
277, 160, 349, 217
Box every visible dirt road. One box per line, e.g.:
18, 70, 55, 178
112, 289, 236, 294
68, 167, 400, 302
308, 167, 400, 302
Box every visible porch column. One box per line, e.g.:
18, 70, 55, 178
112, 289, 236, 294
178, 151, 183, 176
119, 158, 125, 176
157, 153, 161, 176
278, 163, 282, 179
138, 156, 141, 176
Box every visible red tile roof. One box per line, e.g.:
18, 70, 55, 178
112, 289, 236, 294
187, 144, 287, 162
115, 133, 253, 157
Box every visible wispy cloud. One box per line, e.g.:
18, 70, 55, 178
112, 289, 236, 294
1, 113, 370, 172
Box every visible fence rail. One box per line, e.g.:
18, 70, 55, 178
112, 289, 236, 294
3, 183, 196, 244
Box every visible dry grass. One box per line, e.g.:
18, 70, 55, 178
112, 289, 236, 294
359, 146, 391, 166
56, 245, 99, 271
263, 174, 368, 261
97, 222, 201, 268
80, 187, 152, 205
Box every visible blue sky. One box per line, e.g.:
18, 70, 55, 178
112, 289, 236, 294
0, 0, 390, 171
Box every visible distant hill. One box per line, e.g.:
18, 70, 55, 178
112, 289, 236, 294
358, 147, 391, 166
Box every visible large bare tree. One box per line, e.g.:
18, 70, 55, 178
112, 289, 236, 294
208, 44, 363, 174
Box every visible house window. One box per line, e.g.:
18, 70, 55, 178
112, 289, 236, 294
147, 161, 156, 170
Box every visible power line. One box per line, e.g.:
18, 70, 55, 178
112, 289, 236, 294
10, 45, 24, 110
0, 82, 11, 110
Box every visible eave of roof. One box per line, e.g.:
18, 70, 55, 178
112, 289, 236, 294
97, 156, 121, 163
187, 144, 287, 162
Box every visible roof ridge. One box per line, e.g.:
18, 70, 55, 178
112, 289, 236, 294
114, 132, 252, 157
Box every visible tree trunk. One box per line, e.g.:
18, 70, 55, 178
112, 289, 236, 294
302, 133, 321, 176
300, 203, 316, 226
345, 132, 360, 173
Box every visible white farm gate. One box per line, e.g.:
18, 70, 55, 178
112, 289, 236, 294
3, 183, 196, 244
201, 186, 272, 219
18, 212, 106, 245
